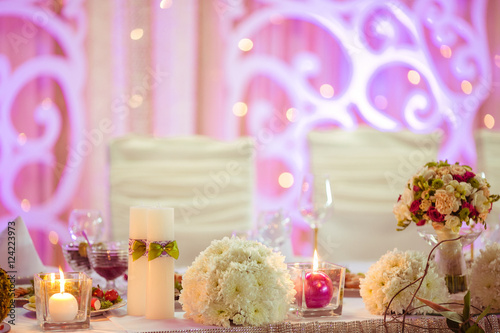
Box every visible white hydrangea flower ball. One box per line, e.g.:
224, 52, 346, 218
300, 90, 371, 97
470, 243, 500, 311
179, 237, 296, 327
360, 249, 448, 315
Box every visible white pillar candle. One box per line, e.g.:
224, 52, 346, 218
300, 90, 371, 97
146, 207, 175, 319
49, 292, 78, 322
127, 206, 148, 316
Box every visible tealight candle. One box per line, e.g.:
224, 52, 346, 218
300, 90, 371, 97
304, 250, 333, 308
48, 269, 78, 322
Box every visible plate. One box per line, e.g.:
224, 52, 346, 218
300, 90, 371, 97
0, 323, 11, 333
23, 300, 127, 316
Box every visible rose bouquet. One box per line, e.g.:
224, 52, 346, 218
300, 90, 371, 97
393, 160, 499, 294
394, 160, 498, 233
179, 237, 296, 327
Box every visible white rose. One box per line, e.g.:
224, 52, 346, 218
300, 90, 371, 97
423, 169, 436, 181
472, 191, 490, 213
445, 215, 461, 233
441, 174, 453, 184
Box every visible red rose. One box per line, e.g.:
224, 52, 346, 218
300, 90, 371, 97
428, 206, 445, 222
410, 199, 421, 214
416, 219, 426, 226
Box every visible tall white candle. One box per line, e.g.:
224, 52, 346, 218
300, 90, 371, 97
146, 207, 175, 319
127, 206, 148, 316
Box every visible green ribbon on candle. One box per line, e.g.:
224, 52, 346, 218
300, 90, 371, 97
131, 240, 147, 261
148, 240, 179, 261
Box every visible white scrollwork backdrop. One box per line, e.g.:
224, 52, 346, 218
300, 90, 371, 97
0, 0, 499, 266
0, 0, 87, 265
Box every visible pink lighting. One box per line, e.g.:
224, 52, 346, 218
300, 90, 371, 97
0, 0, 498, 266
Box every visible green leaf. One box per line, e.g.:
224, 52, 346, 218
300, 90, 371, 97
476, 305, 490, 323
446, 318, 461, 333
465, 325, 485, 333
463, 290, 471, 322
416, 296, 452, 312
439, 311, 464, 324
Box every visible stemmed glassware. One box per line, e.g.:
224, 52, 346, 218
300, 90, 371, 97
62, 209, 105, 274
299, 173, 334, 254
88, 241, 128, 291
256, 210, 291, 252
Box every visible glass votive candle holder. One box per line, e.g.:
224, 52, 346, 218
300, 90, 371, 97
288, 262, 346, 318
34, 271, 92, 331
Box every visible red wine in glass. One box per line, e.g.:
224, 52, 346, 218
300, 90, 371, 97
93, 265, 128, 281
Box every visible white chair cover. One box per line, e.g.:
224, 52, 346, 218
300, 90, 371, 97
308, 127, 442, 263
109, 135, 255, 268
476, 129, 500, 227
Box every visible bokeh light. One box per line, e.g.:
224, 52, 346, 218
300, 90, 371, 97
461, 80, 472, 95
440, 45, 452, 58
320, 84, 334, 98
42, 98, 53, 109
21, 199, 31, 212
407, 70, 421, 85
130, 28, 144, 40
232, 102, 248, 117
160, 0, 173, 9
278, 172, 294, 188
128, 94, 144, 108
286, 108, 297, 122
484, 114, 495, 129
374, 95, 388, 110
18, 133, 27, 145
48, 231, 59, 245
238, 38, 253, 52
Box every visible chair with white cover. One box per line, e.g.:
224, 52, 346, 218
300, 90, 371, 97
307, 127, 442, 268
109, 135, 255, 268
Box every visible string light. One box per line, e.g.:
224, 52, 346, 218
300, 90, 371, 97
484, 114, 495, 129
374, 95, 388, 110
238, 38, 253, 52
407, 70, 421, 85
130, 28, 144, 40
128, 94, 144, 108
320, 84, 334, 98
278, 172, 294, 188
160, 0, 173, 9
21, 199, 31, 212
232, 102, 248, 117
49, 231, 59, 245
461, 80, 472, 95
18, 133, 27, 145
286, 108, 297, 122
440, 45, 452, 58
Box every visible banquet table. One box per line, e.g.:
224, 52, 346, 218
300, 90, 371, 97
11, 297, 500, 333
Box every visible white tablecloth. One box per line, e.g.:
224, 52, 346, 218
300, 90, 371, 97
10, 298, 500, 333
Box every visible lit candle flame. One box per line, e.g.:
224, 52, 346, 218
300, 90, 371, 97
313, 249, 319, 271
59, 267, 65, 293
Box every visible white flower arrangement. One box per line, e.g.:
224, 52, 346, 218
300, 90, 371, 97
360, 249, 449, 315
469, 243, 500, 311
179, 237, 296, 327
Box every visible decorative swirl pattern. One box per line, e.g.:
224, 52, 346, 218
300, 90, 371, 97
225, 0, 491, 235
0, 1, 86, 239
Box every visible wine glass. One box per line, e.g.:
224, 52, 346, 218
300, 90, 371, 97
299, 173, 334, 254
69, 209, 104, 243
62, 209, 105, 274
256, 210, 291, 252
88, 241, 128, 291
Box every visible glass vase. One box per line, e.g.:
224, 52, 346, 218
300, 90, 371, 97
434, 229, 467, 294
